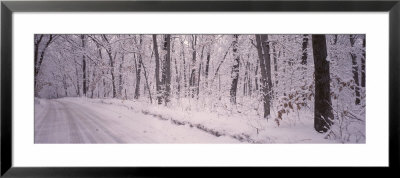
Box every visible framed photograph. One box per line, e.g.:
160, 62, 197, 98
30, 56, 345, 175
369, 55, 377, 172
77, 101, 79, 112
1, 0, 399, 176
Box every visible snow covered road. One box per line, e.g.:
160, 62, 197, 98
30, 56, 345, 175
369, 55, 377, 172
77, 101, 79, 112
34, 98, 239, 143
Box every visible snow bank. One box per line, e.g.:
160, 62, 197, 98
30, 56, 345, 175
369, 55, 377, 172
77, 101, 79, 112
58, 97, 349, 143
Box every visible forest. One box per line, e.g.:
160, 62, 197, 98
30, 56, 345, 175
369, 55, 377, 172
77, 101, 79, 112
34, 34, 366, 143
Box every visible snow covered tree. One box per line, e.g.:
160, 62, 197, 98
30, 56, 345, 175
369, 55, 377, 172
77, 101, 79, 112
153, 35, 162, 104
230, 35, 240, 104
255, 34, 272, 118
349, 35, 361, 105
162, 34, 172, 104
312, 34, 334, 133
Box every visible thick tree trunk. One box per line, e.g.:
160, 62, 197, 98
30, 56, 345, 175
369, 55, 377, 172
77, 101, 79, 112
75, 66, 80, 96
81, 35, 87, 96
119, 54, 125, 98
107, 52, 117, 98
142, 62, 153, 103
180, 38, 188, 97
134, 35, 143, 99
272, 44, 278, 87
301, 34, 309, 65
63, 74, 68, 97
152, 35, 162, 104
174, 52, 181, 97
254, 61, 259, 91
90, 69, 96, 98
197, 45, 205, 98
162, 34, 172, 104
230, 35, 240, 104
349, 35, 361, 105
260, 35, 273, 98
189, 35, 197, 98
255, 35, 271, 118
312, 34, 334, 133
361, 36, 366, 88
100, 35, 116, 98
204, 47, 211, 88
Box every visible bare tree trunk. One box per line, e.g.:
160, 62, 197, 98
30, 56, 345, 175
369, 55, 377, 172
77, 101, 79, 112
254, 60, 259, 91
34, 35, 55, 97
197, 45, 205, 98
349, 35, 361, 105
272, 44, 278, 87
90, 69, 96, 98
81, 35, 87, 96
142, 62, 153, 103
260, 35, 273, 100
204, 46, 211, 88
301, 34, 309, 65
230, 35, 240, 104
108, 52, 117, 98
34, 35, 44, 74
173, 41, 181, 97
153, 35, 162, 104
312, 34, 334, 133
361, 36, 366, 88
255, 34, 271, 118
134, 35, 143, 99
180, 38, 188, 97
189, 35, 197, 98
119, 53, 125, 98
75, 65, 80, 96
63, 74, 68, 97
99, 35, 117, 98
162, 34, 172, 104
243, 61, 250, 96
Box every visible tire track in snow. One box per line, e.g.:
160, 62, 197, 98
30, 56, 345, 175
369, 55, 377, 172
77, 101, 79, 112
60, 100, 126, 143
60, 101, 86, 143
35, 100, 59, 143
66, 100, 155, 143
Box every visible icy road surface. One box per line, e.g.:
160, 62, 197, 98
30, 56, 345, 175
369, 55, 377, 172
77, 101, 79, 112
34, 98, 239, 143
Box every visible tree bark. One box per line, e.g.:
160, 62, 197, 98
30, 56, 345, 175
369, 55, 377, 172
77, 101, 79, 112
255, 35, 271, 118
349, 35, 361, 105
361, 36, 366, 88
81, 35, 87, 96
63, 74, 68, 97
162, 34, 172, 104
34, 35, 55, 97
180, 38, 188, 97
141, 62, 153, 103
204, 46, 211, 88
189, 35, 197, 98
312, 34, 334, 133
74, 63, 80, 96
197, 45, 205, 98
272, 44, 278, 87
152, 35, 162, 104
301, 34, 309, 65
134, 35, 143, 99
119, 53, 125, 98
260, 35, 273, 97
230, 35, 240, 104
101, 35, 117, 98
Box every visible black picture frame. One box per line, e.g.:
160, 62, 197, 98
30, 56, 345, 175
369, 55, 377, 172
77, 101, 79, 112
1, 0, 399, 177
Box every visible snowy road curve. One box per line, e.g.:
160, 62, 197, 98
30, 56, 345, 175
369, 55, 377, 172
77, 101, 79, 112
34, 98, 238, 143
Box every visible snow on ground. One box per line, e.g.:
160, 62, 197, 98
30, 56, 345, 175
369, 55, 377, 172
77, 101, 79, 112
49, 97, 345, 144
34, 97, 240, 143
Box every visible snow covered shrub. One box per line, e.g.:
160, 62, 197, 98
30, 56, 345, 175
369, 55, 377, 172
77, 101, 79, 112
274, 82, 314, 126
